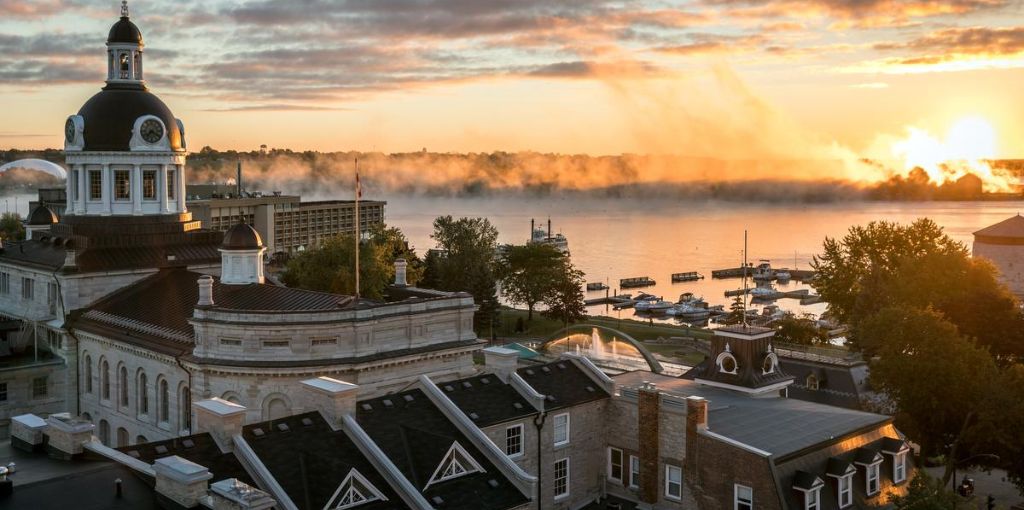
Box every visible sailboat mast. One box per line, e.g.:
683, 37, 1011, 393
743, 230, 749, 327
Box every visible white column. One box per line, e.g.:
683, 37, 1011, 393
132, 164, 143, 215
176, 164, 186, 212
65, 167, 74, 215
159, 164, 169, 213
101, 164, 112, 215
77, 165, 87, 214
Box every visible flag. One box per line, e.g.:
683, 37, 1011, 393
355, 160, 362, 199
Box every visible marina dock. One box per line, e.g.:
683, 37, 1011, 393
671, 271, 703, 282
723, 287, 822, 303
712, 266, 816, 281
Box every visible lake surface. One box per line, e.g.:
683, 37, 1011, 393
384, 196, 1024, 321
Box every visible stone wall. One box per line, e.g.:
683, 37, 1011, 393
973, 241, 1024, 298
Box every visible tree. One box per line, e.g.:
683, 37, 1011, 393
281, 224, 421, 300
772, 312, 826, 345
888, 472, 958, 510
501, 243, 565, 321
723, 294, 746, 325
542, 263, 586, 325
0, 212, 24, 241
426, 216, 500, 331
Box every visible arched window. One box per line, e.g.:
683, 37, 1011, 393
263, 395, 291, 421
179, 385, 191, 432
133, 53, 141, 80
221, 392, 241, 404
136, 435, 148, 445
99, 420, 110, 446
84, 355, 93, 393
119, 365, 129, 408
116, 427, 128, 448
100, 359, 110, 400
806, 374, 819, 391
119, 53, 130, 79
159, 378, 169, 423
137, 371, 149, 416
81, 412, 92, 422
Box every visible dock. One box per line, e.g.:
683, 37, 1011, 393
712, 265, 816, 281
671, 272, 703, 282
586, 282, 609, 291
723, 288, 823, 303
620, 277, 656, 289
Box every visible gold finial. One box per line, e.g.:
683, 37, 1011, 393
121, 1, 129, 18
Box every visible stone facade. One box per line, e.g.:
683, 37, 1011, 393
973, 241, 1024, 297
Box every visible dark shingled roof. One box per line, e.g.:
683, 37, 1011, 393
792, 470, 824, 491
516, 360, 610, 411
825, 457, 855, 478
241, 412, 399, 510
119, 432, 253, 486
77, 87, 181, 151
974, 214, 1024, 238
222, 223, 263, 250
28, 205, 58, 225
0, 238, 221, 273
108, 16, 143, 44
440, 374, 537, 427
779, 358, 866, 410
357, 389, 529, 510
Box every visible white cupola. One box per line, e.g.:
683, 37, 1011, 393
219, 223, 265, 285
106, 1, 145, 86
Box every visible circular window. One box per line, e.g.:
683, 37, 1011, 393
721, 355, 737, 373
763, 354, 776, 374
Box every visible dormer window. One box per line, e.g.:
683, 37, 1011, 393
806, 374, 819, 390
424, 441, 484, 489
792, 471, 824, 510
762, 351, 778, 375
854, 448, 884, 496
326, 468, 388, 509
881, 438, 910, 484
716, 343, 738, 375
825, 457, 856, 508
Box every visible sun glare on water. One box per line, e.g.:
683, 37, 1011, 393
890, 116, 1011, 192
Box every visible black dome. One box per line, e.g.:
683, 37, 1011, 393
108, 17, 143, 44
222, 223, 263, 250
76, 87, 182, 151
28, 206, 58, 226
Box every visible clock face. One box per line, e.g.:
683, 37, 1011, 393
140, 119, 164, 144
65, 118, 75, 143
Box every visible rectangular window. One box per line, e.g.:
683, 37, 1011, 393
608, 447, 623, 482
805, 487, 820, 510
167, 169, 176, 200
553, 458, 569, 500
866, 463, 880, 495
115, 170, 130, 200
311, 337, 337, 346
505, 424, 524, 457
0, 382, 7, 402
629, 455, 640, 489
32, 376, 47, 398
666, 465, 682, 500
89, 170, 102, 200
0, 272, 9, 294
262, 339, 290, 348
47, 282, 57, 314
21, 277, 33, 300
72, 170, 80, 201
838, 474, 852, 508
220, 338, 242, 346
553, 413, 570, 446
143, 170, 156, 199
735, 484, 753, 510
894, 452, 907, 483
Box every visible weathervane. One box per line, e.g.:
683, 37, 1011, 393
121, 1, 129, 18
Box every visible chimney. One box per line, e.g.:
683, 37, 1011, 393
63, 249, 77, 270
210, 478, 276, 510
44, 413, 94, 460
236, 161, 243, 198
300, 377, 358, 429
153, 456, 213, 509
686, 396, 708, 433
197, 275, 214, 307
638, 382, 660, 504
10, 414, 48, 453
193, 398, 247, 453
394, 258, 408, 287
483, 346, 519, 383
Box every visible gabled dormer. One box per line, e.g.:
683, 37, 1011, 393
325, 468, 389, 510
424, 441, 485, 489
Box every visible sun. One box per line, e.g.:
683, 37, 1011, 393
889, 115, 1010, 191
945, 116, 996, 161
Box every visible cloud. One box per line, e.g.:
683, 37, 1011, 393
856, 26, 1024, 72
200, 104, 353, 112
655, 34, 766, 56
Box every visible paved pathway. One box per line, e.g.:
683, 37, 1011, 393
925, 466, 1024, 508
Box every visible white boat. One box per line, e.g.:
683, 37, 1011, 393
775, 269, 792, 281
530, 219, 569, 255
632, 295, 662, 311
749, 285, 777, 299
752, 260, 774, 281
667, 303, 711, 320
637, 299, 674, 312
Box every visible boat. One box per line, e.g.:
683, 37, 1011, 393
586, 282, 609, 291
775, 269, 792, 281
667, 303, 711, 320
752, 260, 774, 281
620, 277, 656, 288
749, 285, 777, 300
529, 218, 569, 255
637, 300, 675, 313
677, 292, 707, 307
633, 295, 664, 311
671, 271, 703, 282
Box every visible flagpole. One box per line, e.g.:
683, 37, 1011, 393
354, 158, 360, 300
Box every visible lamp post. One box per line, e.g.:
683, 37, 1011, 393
952, 453, 1000, 497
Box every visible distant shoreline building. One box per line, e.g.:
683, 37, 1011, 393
972, 214, 1024, 298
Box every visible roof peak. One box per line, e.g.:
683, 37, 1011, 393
121, 0, 129, 18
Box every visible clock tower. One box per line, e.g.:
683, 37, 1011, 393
63, 1, 187, 218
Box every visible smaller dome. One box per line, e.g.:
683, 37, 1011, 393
108, 17, 143, 45
28, 206, 58, 226
222, 223, 263, 250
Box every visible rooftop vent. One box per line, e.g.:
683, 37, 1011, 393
462, 381, 472, 388
155, 445, 168, 455
127, 450, 140, 458
542, 367, 550, 373
557, 363, 567, 370
276, 423, 290, 432
444, 385, 454, 392
469, 413, 479, 421
301, 418, 314, 427
432, 496, 444, 506
513, 402, 523, 410
546, 395, 555, 402
480, 377, 490, 384
525, 369, 535, 376
586, 386, 596, 393
252, 428, 265, 438
181, 439, 195, 449
488, 479, 500, 489
382, 399, 393, 408
403, 394, 415, 402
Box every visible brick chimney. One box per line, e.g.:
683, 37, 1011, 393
638, 382, 661, 505
483, 346, 519, 383
394, 258, 408, 287
210, 478, 277, 510
194, 398, 247, 453
44, 413, 94, 460
154, 456, 213, 509
300, 377, 358, 429
197, 275, 215, 307
686, 396, 708, 433
10, 414, 48, 453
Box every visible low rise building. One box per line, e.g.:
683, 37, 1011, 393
973, 214, 1024, 298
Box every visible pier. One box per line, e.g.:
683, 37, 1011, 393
671, 271, 703, 282
620, 277, 656, 288
723, 288, 823, 303
712, 265, 816, 282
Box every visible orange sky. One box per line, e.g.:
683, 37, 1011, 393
1, 1, 1023, 161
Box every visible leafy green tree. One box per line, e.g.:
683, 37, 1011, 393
888, 472, 958, 510
542, 263, 586, 326
281, 224, 420, 300
426, 216, 500, 331
0, 212, 24, 241
501, 243, 565, 321
772, 312, 826, 345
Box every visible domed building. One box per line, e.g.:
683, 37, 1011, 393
0, 4, 480, 443
973, 214, 1024, 298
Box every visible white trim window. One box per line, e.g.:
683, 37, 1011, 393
893, 451, 907, 484
866, 462, 880, 495
326, 468, 389, 509
505, 424, 524, 458
838, 473, 853, 508
735, 484, 753, 510
665, 465, 682, 500
629, 455, 640, 489
424, 441, 485, 489
553, 458, 570, 500
608, 447, 623, 483
553, 413, 570, 446
805, 486, 821, 510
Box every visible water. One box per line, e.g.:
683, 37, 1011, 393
384, 196, 1024, 320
